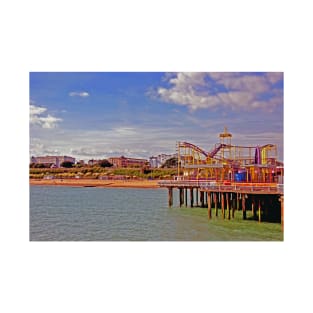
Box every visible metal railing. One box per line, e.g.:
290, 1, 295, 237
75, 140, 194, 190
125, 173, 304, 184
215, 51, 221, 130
158, 180, 284, 194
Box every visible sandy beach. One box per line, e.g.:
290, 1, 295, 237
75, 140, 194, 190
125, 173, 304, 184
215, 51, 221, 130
29, 178, 160, 188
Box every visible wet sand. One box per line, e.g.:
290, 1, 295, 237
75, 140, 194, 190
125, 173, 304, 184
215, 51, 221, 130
29, 178, 160, 188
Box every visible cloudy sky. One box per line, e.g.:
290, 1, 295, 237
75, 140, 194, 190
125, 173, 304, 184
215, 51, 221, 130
30, 72, 283, 161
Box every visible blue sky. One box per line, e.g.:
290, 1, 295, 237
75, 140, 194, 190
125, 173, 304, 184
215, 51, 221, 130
30, 72, 284, 161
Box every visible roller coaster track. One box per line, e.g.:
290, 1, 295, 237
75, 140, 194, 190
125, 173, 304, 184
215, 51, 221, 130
178, 142, 275, 163
178, 142, 208, 157
208, 143, 227, 157
178, 142, 231, 159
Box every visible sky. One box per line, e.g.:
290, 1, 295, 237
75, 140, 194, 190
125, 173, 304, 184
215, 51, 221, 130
30, 72, 284, 161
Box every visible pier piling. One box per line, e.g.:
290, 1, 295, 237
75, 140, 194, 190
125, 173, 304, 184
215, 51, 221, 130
190, 188, 194, 207
227, 193, 230, 220
214, 193, 218, 217
179, 188, 184, 207
207, 192, 211, 219
221, 193, 225, 219
242, 195, 246, 220
200, 191, 205, 208
168, 187, 173, 207
280, 195, 284, 231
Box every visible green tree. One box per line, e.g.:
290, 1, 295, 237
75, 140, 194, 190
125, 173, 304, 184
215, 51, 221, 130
161, 157, 178, 168
34, 163, 46, 168
98, 159, 113, 168
61, 161, 74, 168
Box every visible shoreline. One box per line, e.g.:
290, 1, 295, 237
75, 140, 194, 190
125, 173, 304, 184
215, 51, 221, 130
29, 178, 160, 188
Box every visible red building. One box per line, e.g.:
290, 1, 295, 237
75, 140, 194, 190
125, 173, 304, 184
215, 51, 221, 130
108, 156, 148, 168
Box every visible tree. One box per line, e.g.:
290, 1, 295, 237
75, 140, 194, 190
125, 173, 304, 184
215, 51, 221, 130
34, 163, 46, 168
61, 161, 74, 168
161, 157, 178, 168
99, 159, 113, 168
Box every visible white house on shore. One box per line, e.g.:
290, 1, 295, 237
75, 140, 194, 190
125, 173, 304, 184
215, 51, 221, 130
149, 153, 177, 168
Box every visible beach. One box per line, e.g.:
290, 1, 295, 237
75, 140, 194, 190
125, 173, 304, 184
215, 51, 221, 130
29, 178, 160, 188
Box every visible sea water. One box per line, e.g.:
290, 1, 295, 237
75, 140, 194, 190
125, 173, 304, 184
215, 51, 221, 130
30, 185, 283, 241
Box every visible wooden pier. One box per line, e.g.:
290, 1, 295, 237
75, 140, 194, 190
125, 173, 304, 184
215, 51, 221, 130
159, 180, 284, 229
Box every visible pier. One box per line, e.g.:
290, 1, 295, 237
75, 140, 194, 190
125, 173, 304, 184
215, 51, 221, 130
158, 128, 284, 229
159, 180, 283, 226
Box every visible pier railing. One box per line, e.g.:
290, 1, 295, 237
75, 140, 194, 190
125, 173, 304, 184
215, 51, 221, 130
158, 180, 284, 194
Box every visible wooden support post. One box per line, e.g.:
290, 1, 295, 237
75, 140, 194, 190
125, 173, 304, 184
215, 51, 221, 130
185, 188, 188, 207
207, 192, 211, 219
237, 193, 240, 211
190, 188, 194, 207
221, 192, 225, 219
201, 191, 205, 208
258, 199, 261, 223
231, 193, 235, 219
168, 187, 173, 207
232, 193, 238, 211
230, 193, 237, 211
251, 195, 254, 217
196, 188, 199, 207
242, 195, 246, 220
279, 195, 284, 231
227, 193, 230, 220
179, 188, 184, 207
214, 193, 218, 217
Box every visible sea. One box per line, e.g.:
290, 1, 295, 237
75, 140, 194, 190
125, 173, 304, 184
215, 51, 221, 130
29, 185, 283, 241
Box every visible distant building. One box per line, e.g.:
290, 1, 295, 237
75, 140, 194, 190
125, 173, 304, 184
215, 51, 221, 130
149, 153, 177, 168
88, 159, 100, 166
149, 156, 158, 168
108, 156, 148, 168
31, 155, 75, 168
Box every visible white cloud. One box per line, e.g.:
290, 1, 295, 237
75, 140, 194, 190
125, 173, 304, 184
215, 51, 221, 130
113, 127, 136, 136
156, 72, 283, 111
69, 91, 89, 97
265, 72, 283, 84
30, 104, 62, 129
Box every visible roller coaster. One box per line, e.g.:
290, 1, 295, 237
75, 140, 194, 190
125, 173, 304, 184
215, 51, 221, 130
177, 128, 283, 184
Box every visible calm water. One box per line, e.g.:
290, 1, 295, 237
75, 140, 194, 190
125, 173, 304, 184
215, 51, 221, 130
30, 186, 283, 241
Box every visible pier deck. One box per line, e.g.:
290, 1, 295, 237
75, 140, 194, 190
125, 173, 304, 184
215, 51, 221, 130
158, 180, 283, 195
158, 180, 284, 229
